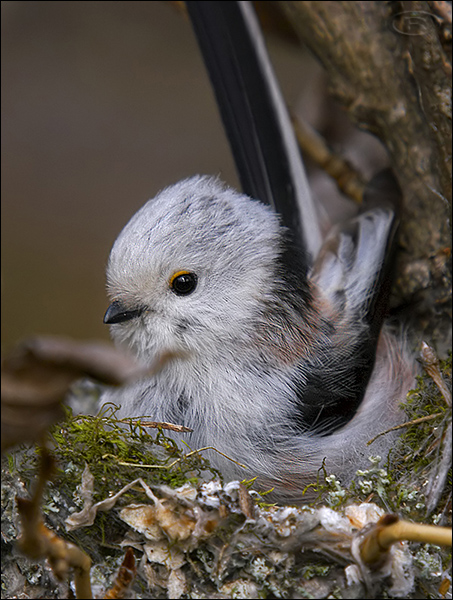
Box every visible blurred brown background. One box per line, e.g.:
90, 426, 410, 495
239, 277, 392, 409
2, 1, 382, 351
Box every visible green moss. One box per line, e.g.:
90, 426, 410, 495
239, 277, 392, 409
48, 403, 220, 505
389, 351, 451, 512
4, 353, 450, 598
299, 352, 452, 517
299, 565, 330, 579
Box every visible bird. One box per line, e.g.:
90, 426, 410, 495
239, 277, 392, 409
103, 1, 414, 504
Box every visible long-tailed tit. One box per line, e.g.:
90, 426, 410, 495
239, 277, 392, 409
103, 2, 414, 503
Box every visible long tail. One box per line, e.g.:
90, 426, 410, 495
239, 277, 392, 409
185, 0, 321, 261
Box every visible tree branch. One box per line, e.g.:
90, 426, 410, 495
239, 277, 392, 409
279, 0, 451, 345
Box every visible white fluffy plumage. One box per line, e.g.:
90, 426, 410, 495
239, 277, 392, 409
104, 175, 414, 503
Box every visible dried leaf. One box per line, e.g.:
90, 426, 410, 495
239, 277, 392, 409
103, 547, 136, 599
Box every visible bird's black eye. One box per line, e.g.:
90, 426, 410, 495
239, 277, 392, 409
169, 271, 198, 296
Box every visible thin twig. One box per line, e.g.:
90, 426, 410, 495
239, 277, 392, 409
367, 412, 445, 445
360, 513, 452, 566
118, 418, 193, 432
419, 341, 451, 407
291, 112, 366, 204
102, 445, 248, 470
16, 448, 92, 599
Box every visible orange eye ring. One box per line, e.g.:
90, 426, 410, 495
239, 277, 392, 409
169, 271, 198, 296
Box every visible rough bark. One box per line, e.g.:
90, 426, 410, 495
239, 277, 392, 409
279, 0, 451, 349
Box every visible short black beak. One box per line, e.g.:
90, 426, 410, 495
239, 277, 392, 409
103, 300, 146, 325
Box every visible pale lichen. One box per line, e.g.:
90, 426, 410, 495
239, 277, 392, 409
2, 353, 451, 598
